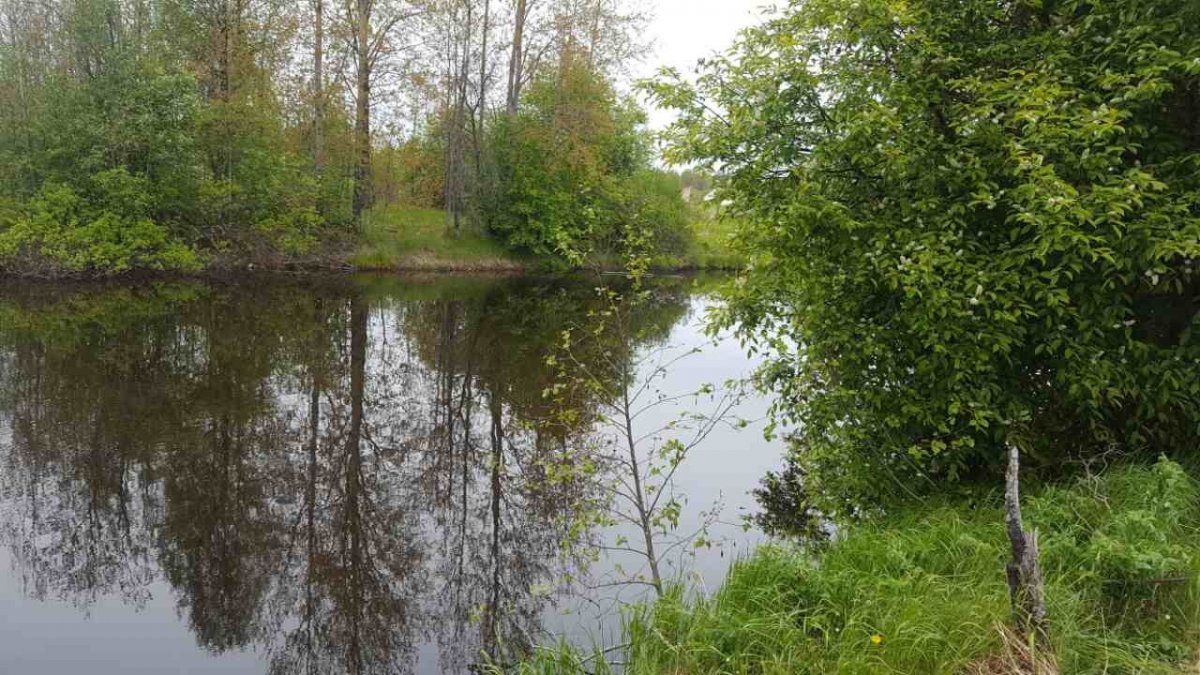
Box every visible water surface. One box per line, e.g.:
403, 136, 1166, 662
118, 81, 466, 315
0, 274, 779, 673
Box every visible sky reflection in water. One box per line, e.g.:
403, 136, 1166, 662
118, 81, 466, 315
0, 274, 779, 674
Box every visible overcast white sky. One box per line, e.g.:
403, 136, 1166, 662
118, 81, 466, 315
632, 0, 767, 128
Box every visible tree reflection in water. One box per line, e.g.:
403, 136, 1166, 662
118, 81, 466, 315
0, 275, 690, 674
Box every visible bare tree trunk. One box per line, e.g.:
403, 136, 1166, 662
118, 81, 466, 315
213, 0, 241, 214
455, 0, 471, 233
220, 0, 234, 100
622, 385, 662, 596
505, 0, 527, 113
441, 9, 455, 230
587, 0, 601, 68
313, 0, 325, 171
444, 0, 471, 235
474, 0, 490, 182
351, 0, 371, 227
1005, 443, 1049, 646
134, 0, 147, 57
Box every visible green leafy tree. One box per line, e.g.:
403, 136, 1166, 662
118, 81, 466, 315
0, 0, 350, 276
650, 0, 1200, 515
486, 58, 689, 267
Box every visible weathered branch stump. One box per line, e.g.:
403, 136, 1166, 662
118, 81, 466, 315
1005, 443, 1049, 647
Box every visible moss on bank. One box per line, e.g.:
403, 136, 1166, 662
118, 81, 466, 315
510, 460, 1200, 674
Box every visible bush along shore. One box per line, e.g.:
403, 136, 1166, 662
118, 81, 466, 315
0, 200, 744, 279
509, 459, 1200, 674
348, 204, 745, 275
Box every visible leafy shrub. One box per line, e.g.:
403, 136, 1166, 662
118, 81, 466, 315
255, 207, 324, 257
0, 172, 200, 275
193, 145, 335, 260
0, 39, 341, 274
652, 0, 1200, 514
0, 197, 19, 227
22, 59, 205, 213
484, 60, 687, 267
373, 136, 446, 209
615, 170, 693, 260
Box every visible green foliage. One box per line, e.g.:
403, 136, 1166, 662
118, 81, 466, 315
650, 0, 1200, 513
622, 169, 691, 256
351, 204, 524, 271
485, 60, 691, 267
198, 143, 336, 259
19, 56, 204, 201
373, 134, 447, 209
512, 460, 1200, 673
0, 172, 200, 275
0, 0, 709, 275
0, 0, 350, 276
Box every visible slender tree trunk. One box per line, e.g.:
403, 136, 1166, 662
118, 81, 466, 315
313, 0, 325, 171
134, 0, 146, 57
351, 0, 372, 227
1005, 443, 1049, 645
474, 0, 490, 183
105, 1, 119, 52
442, 11, 455, 230
5, 3, 31, 171
220, 0, 234, 100
445, 0, 472, 235
622, 386, 662, 596
455, 2, 470, 233
587, 0, 601, 68
505, 0, 527, 113
215, 0, 240, 200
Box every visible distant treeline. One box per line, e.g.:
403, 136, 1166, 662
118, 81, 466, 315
0, 0, 695, 276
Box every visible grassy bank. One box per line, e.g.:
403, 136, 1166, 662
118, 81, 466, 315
350, 204, 529, 272
349, 204, 745, 273
512, 459, 1200, 674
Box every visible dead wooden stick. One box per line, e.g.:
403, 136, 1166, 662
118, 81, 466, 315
1005, 443, 1050, 647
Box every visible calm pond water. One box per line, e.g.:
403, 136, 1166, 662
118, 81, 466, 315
0, 274, 779, 674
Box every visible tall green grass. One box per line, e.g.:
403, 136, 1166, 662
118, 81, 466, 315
511, 459, 1200, 673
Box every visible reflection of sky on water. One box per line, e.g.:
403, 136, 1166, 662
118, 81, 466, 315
545, 294, 781, 650
0, 276, 782, 673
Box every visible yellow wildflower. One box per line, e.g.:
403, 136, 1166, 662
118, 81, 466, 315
870, 634, 883, 646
